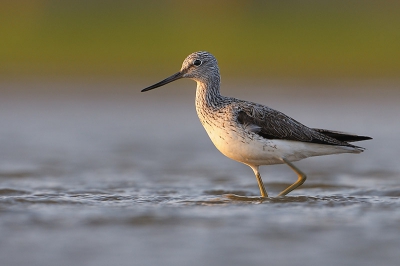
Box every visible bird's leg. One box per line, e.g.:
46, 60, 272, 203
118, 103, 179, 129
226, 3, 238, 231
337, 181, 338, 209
278, 158, 307, 197
249, 165, 268, 198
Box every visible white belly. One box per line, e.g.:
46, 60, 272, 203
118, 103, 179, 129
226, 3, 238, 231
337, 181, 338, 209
201, 119, 359, 166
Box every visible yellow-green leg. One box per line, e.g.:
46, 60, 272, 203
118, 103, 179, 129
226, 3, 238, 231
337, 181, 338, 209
249, 165, 268, 198
277, 158, 307, 197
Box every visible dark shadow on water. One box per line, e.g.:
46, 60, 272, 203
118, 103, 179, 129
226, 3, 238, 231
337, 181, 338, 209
0, 188, 30, 196
0, 170, 38, 178
203, 189, 251, 196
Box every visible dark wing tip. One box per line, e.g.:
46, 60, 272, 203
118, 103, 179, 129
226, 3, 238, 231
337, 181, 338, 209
312, 128, 372, 143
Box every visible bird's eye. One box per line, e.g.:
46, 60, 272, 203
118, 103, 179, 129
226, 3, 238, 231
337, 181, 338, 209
193, 59, 202, 66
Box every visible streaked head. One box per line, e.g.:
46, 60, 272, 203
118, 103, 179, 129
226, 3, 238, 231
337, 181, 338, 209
141, 51, 219, 92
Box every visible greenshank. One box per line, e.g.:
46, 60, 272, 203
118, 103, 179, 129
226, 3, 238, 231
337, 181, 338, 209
141, 51, 372, 198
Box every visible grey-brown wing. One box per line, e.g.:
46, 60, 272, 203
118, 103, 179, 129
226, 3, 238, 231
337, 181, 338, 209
237, 103, 352, 146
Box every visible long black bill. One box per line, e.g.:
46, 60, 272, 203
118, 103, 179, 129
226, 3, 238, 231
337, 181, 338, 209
141, 71, 184, 92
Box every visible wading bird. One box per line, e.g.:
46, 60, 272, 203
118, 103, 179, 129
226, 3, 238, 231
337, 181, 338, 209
141, 51, 371, 198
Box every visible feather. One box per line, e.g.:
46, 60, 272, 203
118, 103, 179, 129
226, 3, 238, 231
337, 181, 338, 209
236, 104, 363, 148
312, 128, 372, 142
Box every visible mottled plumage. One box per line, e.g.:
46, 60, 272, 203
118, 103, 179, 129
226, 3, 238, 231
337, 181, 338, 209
142, 51, 372, 198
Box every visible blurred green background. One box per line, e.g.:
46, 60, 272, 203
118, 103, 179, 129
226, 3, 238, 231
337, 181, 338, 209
1, 0, 399, 79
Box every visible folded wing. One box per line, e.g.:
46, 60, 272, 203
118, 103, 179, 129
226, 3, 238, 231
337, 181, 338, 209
236, 103, 371, 148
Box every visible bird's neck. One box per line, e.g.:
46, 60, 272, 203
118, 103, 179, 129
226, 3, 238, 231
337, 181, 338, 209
195, 75, 223, 110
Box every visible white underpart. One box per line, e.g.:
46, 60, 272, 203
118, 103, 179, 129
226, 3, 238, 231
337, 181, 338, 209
198, 108, 360, 167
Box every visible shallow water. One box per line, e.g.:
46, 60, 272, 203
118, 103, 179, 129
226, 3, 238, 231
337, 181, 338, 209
0, 80, 399, 266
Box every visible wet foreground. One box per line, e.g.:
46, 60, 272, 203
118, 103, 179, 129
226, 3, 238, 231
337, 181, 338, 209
0, 80, 399, 266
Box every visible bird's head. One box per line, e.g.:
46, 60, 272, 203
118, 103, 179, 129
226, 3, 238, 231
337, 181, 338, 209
141, 51, 219, 92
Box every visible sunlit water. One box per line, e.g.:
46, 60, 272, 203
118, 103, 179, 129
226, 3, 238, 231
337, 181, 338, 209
0, 80, 399, 266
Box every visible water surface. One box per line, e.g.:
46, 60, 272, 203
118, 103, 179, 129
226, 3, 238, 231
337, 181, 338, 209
0, 80, 399, 266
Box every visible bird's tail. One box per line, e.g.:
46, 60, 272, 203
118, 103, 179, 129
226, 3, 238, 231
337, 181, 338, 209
312, 128, 372, 143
